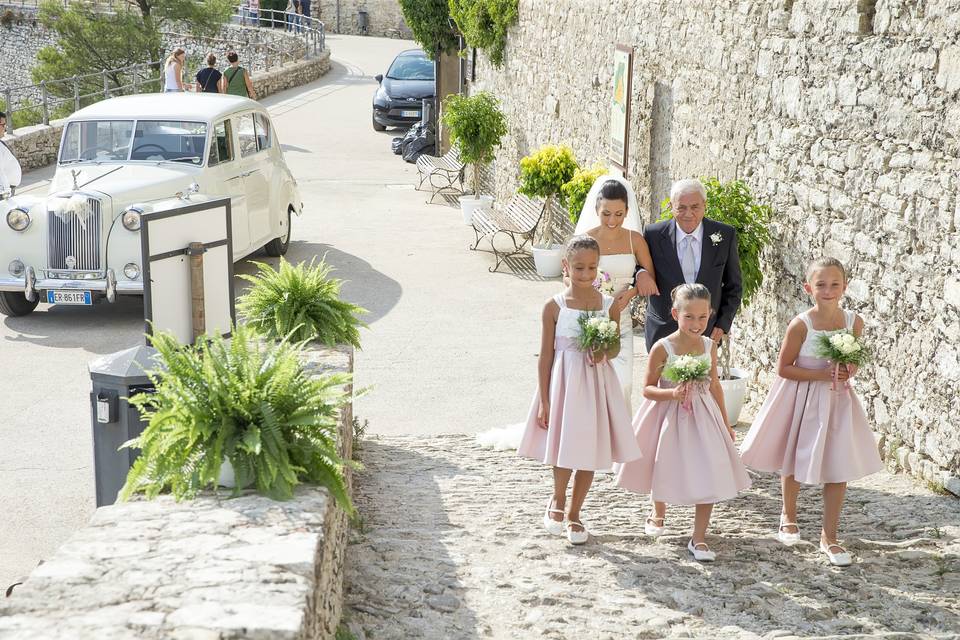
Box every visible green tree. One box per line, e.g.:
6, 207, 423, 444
397, 0, 459, 59
448, 0, 518, 67
31, 0, 233, 95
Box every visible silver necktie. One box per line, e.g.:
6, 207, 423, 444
681, 236, 697, 283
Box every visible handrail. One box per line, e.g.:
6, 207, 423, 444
0, 7, 325, 134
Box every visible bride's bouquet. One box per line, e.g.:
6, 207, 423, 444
577, 312, 619, 362
814, 330, 870, 390
593, 270, 617, 296
662, 355, 711, 411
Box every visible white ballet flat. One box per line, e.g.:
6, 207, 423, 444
820, 541, 852, 567
777, 515, 802, 546
543, 499, 565, 536
644, 515, 666, 537
566, 520, 589, 545
687, 540, 716, 562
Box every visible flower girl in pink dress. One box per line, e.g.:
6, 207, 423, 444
518, 235, 643, 545
615, 284, 751, 562
741, 257, 882, 566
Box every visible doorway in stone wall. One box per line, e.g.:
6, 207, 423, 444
648, 81, 673, 221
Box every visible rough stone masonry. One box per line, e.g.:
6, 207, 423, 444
470, 0, 960, 487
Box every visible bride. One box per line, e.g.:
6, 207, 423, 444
477, 174, 658, 450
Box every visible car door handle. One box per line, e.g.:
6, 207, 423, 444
241, 169, 259, 177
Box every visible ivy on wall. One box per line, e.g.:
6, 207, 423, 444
397, 0, 459, 59
448, 0, 518, 67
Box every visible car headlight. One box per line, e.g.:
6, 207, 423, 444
121, 207, 143, 231
6, 207, 30, 232
123, 262, 141, 280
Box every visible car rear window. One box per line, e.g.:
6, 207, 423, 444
386, 54, 434, 81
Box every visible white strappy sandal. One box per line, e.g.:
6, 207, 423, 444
644, 515, 666, 536
687, 540, 717, 562
543, 499, 565, 536
566, 519, 588, 545
777, 515, 802, 546
820, 540, 852, 567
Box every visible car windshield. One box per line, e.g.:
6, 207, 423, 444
386, 54, 434, 81
59, 119, 207, 165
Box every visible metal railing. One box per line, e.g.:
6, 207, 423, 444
0, 9, 325, 134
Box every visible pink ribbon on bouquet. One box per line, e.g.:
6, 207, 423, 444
679, 381, 708, 413
830, 362, 850, 392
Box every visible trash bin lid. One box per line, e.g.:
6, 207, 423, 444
89, 345, 159, 385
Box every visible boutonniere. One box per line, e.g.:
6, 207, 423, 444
710, 232, 723, 246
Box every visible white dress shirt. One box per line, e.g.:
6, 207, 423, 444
675, 221, 704, 277
0, 141, 21, 196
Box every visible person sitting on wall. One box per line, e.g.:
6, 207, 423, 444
0, 112, 22, 199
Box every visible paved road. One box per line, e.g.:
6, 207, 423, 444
0, 35, 560, 585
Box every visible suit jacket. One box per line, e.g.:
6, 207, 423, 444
641, 218, 743, 350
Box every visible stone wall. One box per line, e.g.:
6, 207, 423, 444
0, 11, 55, 93
313, 0, 409, 37
2, 48, 330, 172
472, 0, 960, 487
0, 344, 355, 640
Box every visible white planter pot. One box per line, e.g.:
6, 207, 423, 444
719, 367, 750, 427
531, 244, 564, 278
217, 458, 252, 489
459, 194, 493, 225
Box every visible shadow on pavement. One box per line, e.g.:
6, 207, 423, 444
3, 296, 145, 353
343, 438, 481, 639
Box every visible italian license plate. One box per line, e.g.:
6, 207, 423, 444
401, 110, 420, 118
47, 290, 92, 305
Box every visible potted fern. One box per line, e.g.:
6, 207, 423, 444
237, 257, 366, 347
518, 144, 579, 276
120, 324, 355, 511
440, 91, 508, 224
660, 177, 772, 425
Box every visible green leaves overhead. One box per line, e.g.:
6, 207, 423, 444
441, 91, 508, 194
120, 324, 355, 511
237, 258, 367, 347
659, 177, 773, 307
448, 0, 518, 67
398, 0, 459, 59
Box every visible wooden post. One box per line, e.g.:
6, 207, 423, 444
186, 242, 206, 343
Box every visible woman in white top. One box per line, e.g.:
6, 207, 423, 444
164, 48, 186, 93
573, 175, 659, 413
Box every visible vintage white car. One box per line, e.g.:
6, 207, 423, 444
0, 93, 301, 316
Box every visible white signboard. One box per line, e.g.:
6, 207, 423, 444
140, 198, 235, 344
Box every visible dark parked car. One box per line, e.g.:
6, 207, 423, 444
372, 49, 435, 131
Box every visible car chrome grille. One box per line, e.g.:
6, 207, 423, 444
48, 196, 102, 271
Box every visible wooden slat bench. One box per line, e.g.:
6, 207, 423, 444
415, 146, 465, 203
469, 194, 545, 272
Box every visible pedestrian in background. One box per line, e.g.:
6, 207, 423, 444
295, 1, 304, 32
299, 0, 310, 19
220, 51, 257, 100
195, 53, 223, 93
163, 47, 186, 92
0, 112, 22, 199
284, 0, 296, 31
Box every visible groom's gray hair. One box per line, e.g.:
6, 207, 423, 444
670, 178, 707, 203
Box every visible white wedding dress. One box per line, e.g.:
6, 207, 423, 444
476, 173, 641, 451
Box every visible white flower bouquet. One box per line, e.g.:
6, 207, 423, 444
593, 270, 617, 296
577, 312, 619, 361
662, 354, 711, 411
814, 330, 870, 390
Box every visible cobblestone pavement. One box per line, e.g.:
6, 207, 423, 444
342, 434, 960, 640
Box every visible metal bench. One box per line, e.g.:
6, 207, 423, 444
469, 194, 545, 272
415, 146, 465, 203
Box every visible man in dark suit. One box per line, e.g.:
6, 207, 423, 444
641, 178, 742, 351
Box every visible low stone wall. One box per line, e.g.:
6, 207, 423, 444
313, 0, 409, 38
0, 344, 354, 640
2, 48, 330, 173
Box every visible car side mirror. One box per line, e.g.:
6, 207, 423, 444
374, 74, 383, 84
